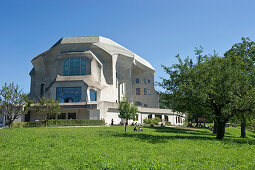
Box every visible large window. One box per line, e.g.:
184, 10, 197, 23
136, 88, 140, 95
56, 87, 81, 103
90, 89, 97, 101
58, 113, 66, 119
144, 88, 147, 95
64, 57, 86, 76
136, 101, 142, 106
136, 78, 139, 84
68, 113, 76, 119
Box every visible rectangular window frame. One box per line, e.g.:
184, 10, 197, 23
136, 88, 141, 95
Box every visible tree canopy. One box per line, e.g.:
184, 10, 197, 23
160, 42, 255, 139
118, 97, 138, 132
0, 83, 31, 127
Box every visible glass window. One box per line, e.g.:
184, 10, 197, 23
144, 104, 148, 107
148, 89, 151, 95
144, 88, 147, 95
63, 57, 86, 76
68, 113, 76, 119
148, 114, 152, 119
136, 88, 140, 95
58, 113, 66, 119
165, 115, 169, 122
136, 78, 139, 84
90, 89, 97, 101
56, 87, 82, 103
148, 79, 151, 83
136, 101, 142, 106
144, 79, 146, 84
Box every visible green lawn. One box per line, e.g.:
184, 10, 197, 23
0, 126, 255, 169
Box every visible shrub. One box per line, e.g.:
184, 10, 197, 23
152, 117, 161, 125
11, 119, 105, 128
143, 118, 152, 124
165, 122, 171, 126
143, 117, 162, 125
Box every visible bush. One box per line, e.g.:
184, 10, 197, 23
152, 117, 161, 125
165, 122, 171, 126
143, 118, 152, 124
11, 119, 105, 128
143, 117, 162, 125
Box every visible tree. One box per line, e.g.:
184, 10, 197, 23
118, 97, 138, 132
224, 37, 255, 138
160, 48, 255, 140
36, 96, 61, 126
159, 92, 172, 109
0, 83, 31, 127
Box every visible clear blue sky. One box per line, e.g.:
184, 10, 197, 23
1, 0, 255, 93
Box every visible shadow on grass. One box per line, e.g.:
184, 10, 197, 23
109, 127, 255, 145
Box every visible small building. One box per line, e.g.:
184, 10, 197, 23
26, 36, 185, 125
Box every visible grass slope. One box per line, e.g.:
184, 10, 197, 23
0, 126, 255, 169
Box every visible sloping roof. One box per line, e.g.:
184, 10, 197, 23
32, 36, 155, 71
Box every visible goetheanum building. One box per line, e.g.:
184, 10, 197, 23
27, 36, 185, 125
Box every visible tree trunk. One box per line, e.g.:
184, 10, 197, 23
216, 121, 226, 140
195, 118, 199, 127
124, 120, 128, 132
213, 119, 217, 134
241, 115, 246, 138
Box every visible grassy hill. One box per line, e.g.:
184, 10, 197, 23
0, 126, 255, 169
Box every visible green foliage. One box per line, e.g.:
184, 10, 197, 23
118, 97, 138, 131
143, 118, 152, 124
165, 121, 171, 126
159, 92, 172, 109
143, 117, 162, 125
159, 40, 255, 139
152, 117, 161, 125
10, 120, 105, 128
0, 83, 31, 127
0, 126, 255, 169
36, 96, 61, 122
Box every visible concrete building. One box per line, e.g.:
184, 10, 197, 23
27, 36, 185, 125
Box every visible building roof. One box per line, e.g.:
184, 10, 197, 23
32, 36, 155, 71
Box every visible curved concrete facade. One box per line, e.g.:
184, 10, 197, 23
28, 36, 185, 125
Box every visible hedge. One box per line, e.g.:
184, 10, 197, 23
11, 119, 105, 128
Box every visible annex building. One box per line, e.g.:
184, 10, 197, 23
22, 36, 185, 125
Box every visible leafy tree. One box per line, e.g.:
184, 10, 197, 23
36, 96, 61, 126
0, 83, 31, 127
159, 92, 172, 109
224, 37, 255, 138
160, 48, 255, 139
118, 97, 138, 132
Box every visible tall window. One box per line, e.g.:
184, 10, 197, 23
136, 88, 140, 95
64, 57, 86, 76
56, 87, 81, 103
144, 79, 146, 84
90, 89, 97, 101
68, 113, 76, 119
136, 78, 139, 84
148, 89, 151, 95
144, 88, 147, 95
148, 79, 151, 83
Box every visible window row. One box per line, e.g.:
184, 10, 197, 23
136, 78, 151, 84
56, 87, 97, 103
136, 101, 148, 107
49, 112, 76, 120
64, 57, 86, 76
136, 88, 151, 95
